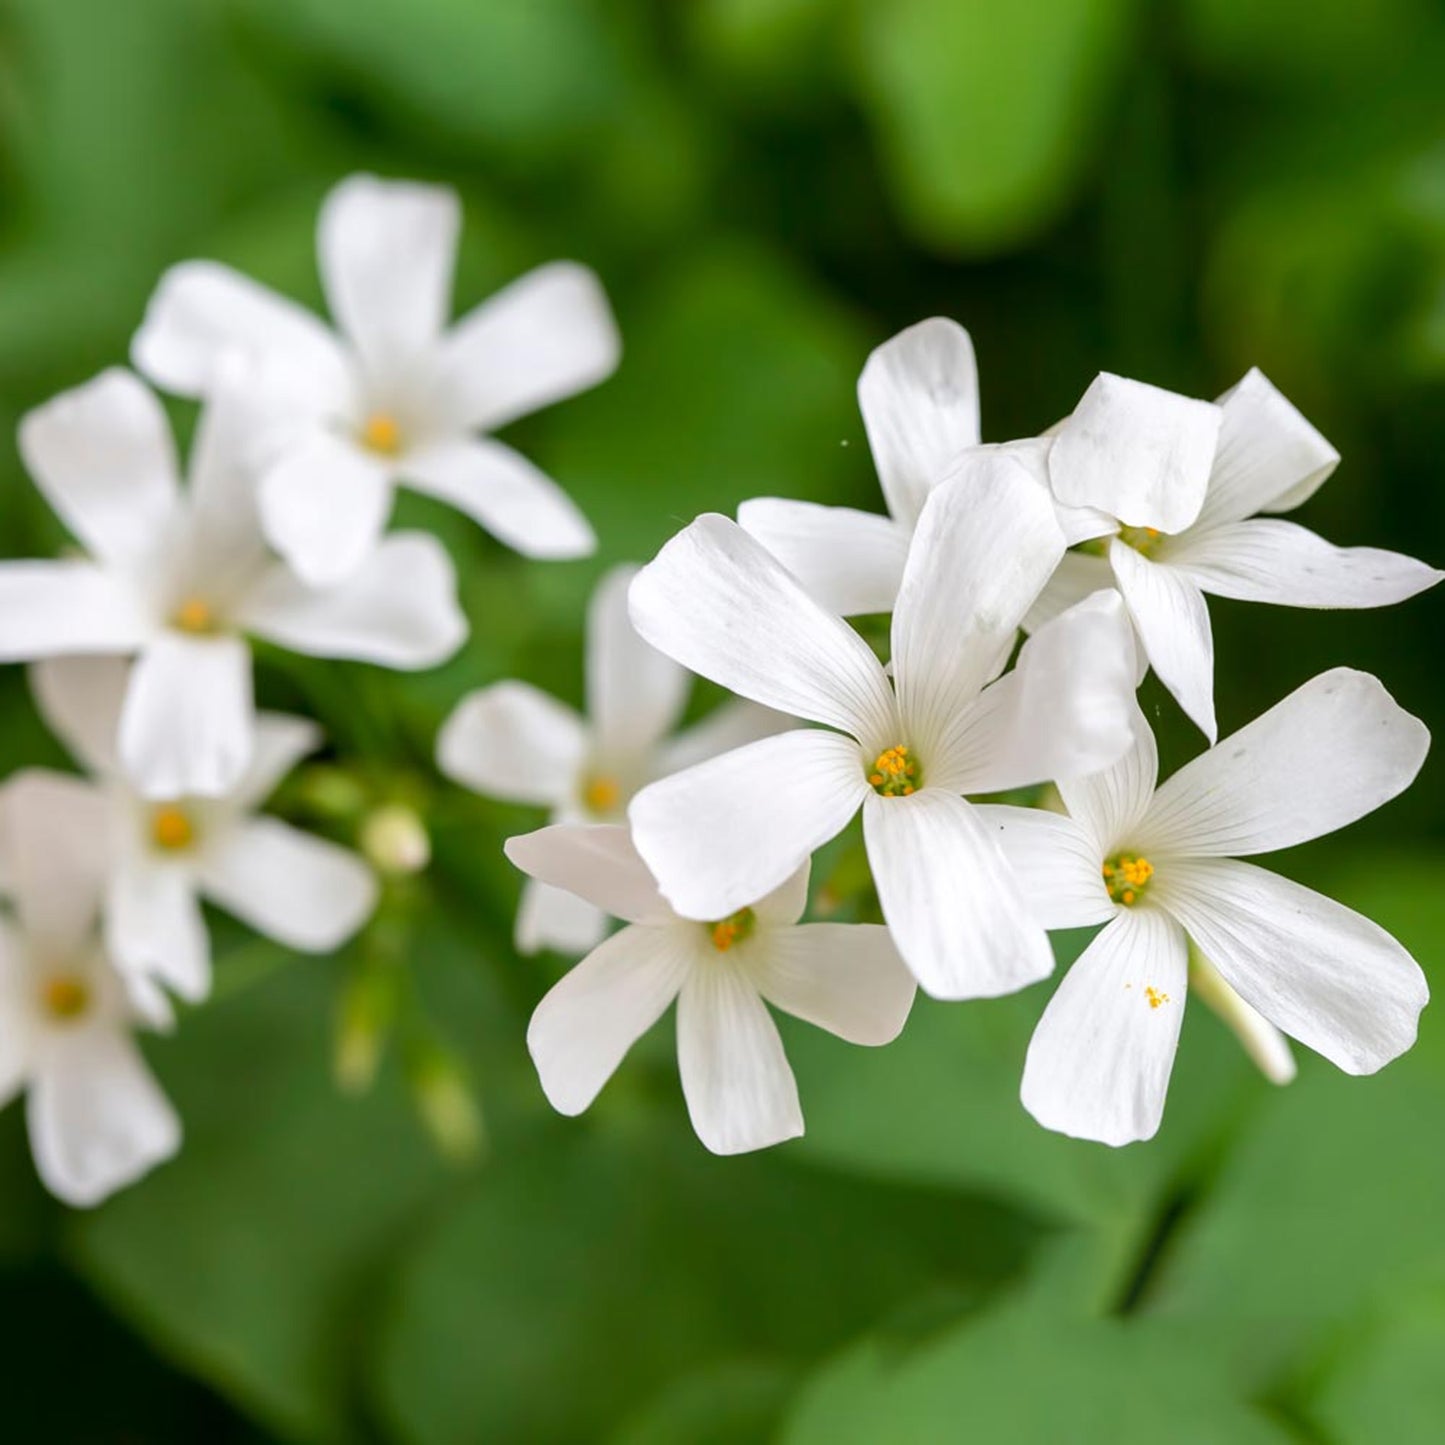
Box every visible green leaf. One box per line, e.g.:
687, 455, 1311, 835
608, 1360, 797, 1445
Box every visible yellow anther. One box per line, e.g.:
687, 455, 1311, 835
708, 908, 756, 952
868, 744, 922, 798
42, 975, 90, 1021
151, 804, 195, 852
1118, 524, 1165, 556
1145, 985, 1170, 1010
360, 412, 403, 456
582, 775, 622, 815
1103, 852, 1154, 906
173, 597, 215, 634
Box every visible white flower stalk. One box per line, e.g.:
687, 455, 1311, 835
1, 656, 378, 1005
133, 173, 619, 586
626, 454, 1138, 1001
0, 368, 466, 800
981, 671, 1430, 1146
506, 824, 915, 1155
0, 773, 180, 1207
1033, 369, 1442, 740
437, 564, 786, 955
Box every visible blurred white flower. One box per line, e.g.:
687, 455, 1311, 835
982, 671, 1430, 1146
2, 656, 379, 1004
134, 173, 619, 586
0, 771, 180, 1207
506, 824, 914, 1155
0, 368, 466, 800
627, 453, 1137, 1001
437, 564, 787, 955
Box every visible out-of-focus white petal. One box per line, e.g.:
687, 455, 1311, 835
1021, 548, 1118, 635
505, 824, 672, 924
527, 923, 689, 1115
677, 962, 802, 1155
1140, 668, 1428, 859
862, 789, 1053, 1000
19, 369, 180, 569
1189, 950, 1296, 1085
974, 804, 1114, 931
106, 863, 211, 1002
404, 438, 595, 560
857, 317, 980, 528
437, 684, 586, 806
750, 861, 811, 927
238, 532, 466, 669
0, 563, 150, 661
1160, 859, 1426, 1075
659, 699, 792, 776
629, 730, 868, 921
1050, 373, 1222, 533
119, 633, 254, 800
628, 515, 894, 743
30, 656, 129, 776
436, 261, 620, 433
225, 713, 323, 814
1021, 907, 1188, 1146
1057, 700, 1158, 854
514, 878, 609, 957
1109, 538, 1217, 741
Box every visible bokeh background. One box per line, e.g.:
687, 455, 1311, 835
1, 0, 1443, 1440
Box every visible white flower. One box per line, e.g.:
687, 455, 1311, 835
1033, 369, 1442, 740
437, 564, 786, 955
505, 824, 915, 1155
0, 656, 378, 1005
133, 173, 620, 586
0, 368, 465, 800
626, 453, 1137, 1000
981, 670, 1430, 1146
0, 775, 180, 1207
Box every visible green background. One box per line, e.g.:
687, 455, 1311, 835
0, 0, 1443, 1440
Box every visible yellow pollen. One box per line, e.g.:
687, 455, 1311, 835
361, 412, 403, 456
151, 804, 195, 851
1145, 985, 1170, 1010
173, 597, 214, 634
869, 744, 921, 797
708, 908, 756, 952
1118, 524, 1165, 556
42, 975, 90, 1020
1103, 852, 1154, 906
582, 775, 622, 815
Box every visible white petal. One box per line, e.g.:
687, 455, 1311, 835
106, 863, 211, 1002
1021, 907, 1188, 1146
736, 498, 911, 617
862, 790, 1053, 1000
119, 633, 254, 799
583, 565, 689, 756
197, 817, 377, 951
317, 174, 459, 372
514, 878, 609, 957
857, 317, 980, 528
1140, 668, 1428, 858
750, 923, 914, 1044
404, 437, 595, 559
1189, 952, 1296, 1085
940, 590, 1135, 794
891, 451, 1064, 756
973, 804, 1113, 931
436, 261, 620, 433
527, 923, 688, 1115
629, 729, 868, 921
30, 655, 130, 775
1192, 367, 1339, 528
750, 860, 812, 927
225, 712, 323, 813
1159, 859, 1426, 1074
1050, 373, 1223, 533
1022, 548, 1118, 635
1057, 700, 1159, 854
1109, 537, 1217, 741
258, 430, 394, 587
132, 260, 351, 409
658, 699, 792, 776
0, 562, 150, 660
238, 532, 466, 669
677, 962, 802, 1155
628, 515, 894, 742
436, 684, 585, 806
18, 369, 180, 569
1161, 519, 1441, 609
27, 1028, 181, 1207
504, 823, 671, 924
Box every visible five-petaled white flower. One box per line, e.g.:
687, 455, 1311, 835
133, 173, 620, 586
506, 824, 915, 1154
1032, 369, 1442, 740
3, 656, 378, 1005
626, 454, 1137, 1000
981, 670, 1430, 1146
0, 368, 465, 801
437, 564, 785, 955
0, 775, 180, 1207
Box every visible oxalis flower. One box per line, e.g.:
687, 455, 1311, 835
981, 670, 1430, 1146
0, 775, 180, 1207
0, 368, 465, 800
1032, 369, 1442, 740
1, 656, 378, 1005
437, 564, 784, 955
626, 453, 1137, 1000
133, 173, 620, 586
505, 824, 915, 1154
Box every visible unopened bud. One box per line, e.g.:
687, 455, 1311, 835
408, 1045, 485, 1164
334, 968, 397, 1095
361, 803, 431, 877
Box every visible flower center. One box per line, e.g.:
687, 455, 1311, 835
172, 597, 216, 634
41, 974, 90, 1021
1118, 524, 1166, 556
151, 804, 196, 852
868, 745, 921, 797
1103, 852, 1154, 906
360, 412, 404, 456
582, 774, 622, 816
708, 908, 756, 952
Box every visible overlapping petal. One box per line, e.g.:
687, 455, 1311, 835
30, 656, 130, 776
0, 563, 151, 661
505, 824, 671, 925
974, 804, 1114, 931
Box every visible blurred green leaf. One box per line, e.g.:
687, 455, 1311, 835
608, 1359, 797, 1445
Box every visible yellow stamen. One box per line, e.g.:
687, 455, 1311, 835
360, 413, 403, 456
173, 597, 214, 634
582, 775, 622, 815
868, 744, 921, 797
708, 908, 756, 952
1118, 524, 1165, 556
151, 804, 195, 852
1103, 852, 1154, 906
1145, 985, 1170, 1010
42, 975, 90, 1020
